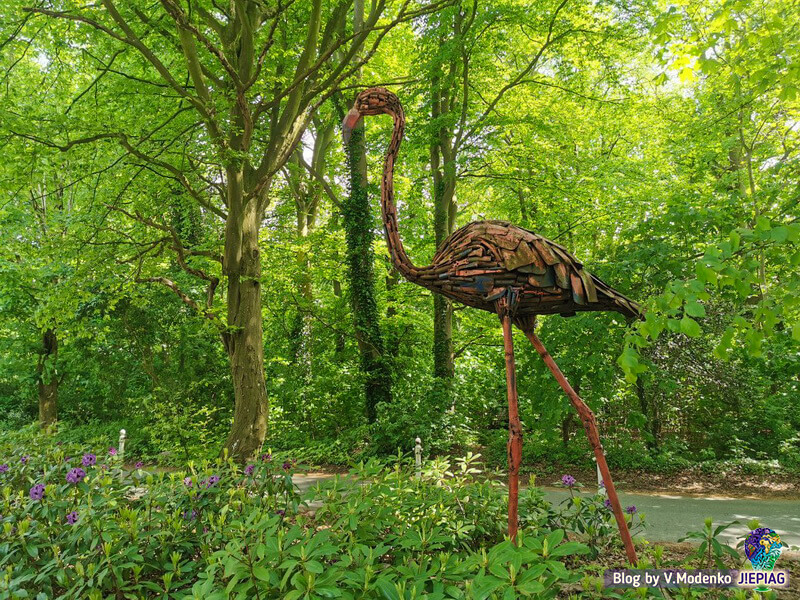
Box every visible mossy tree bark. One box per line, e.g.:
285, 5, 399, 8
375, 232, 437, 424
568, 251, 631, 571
37, 328, 58, 429
343, 121, 393, 423
339, 0, 393, 423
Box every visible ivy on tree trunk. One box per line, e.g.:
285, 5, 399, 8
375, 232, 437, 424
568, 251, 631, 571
343, 123, 392, 423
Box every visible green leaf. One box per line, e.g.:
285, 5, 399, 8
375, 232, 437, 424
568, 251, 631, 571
685, 300, 705, 318
755, 216, 771, 232
550, 541, 590, 557
305, 560, 324, 574
680, 316, 701, 337
696, 263, 717, 285
770, 226, 789, 243
376, 578, 400, 600
545, 529, 565, 549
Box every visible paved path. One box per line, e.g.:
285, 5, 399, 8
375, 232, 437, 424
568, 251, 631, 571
539, 488, 800, 548
293, 474, 800, 548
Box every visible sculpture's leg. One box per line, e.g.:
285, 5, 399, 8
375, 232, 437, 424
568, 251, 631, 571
517, 323, 638, 565
497, 296, 522, 543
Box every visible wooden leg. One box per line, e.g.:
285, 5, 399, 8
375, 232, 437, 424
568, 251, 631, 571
520, 327, 638, 565
499, 308, 522, 543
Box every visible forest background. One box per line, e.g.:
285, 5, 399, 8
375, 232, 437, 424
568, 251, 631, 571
1, 0, 799, 476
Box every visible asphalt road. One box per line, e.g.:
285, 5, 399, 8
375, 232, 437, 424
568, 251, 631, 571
293, 474, 800, 548
539, 488, 800, 548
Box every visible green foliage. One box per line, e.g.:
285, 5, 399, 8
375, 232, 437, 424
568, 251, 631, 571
1, 429, 602, 599
0, 0, 798, 501
678, 518, 741, 569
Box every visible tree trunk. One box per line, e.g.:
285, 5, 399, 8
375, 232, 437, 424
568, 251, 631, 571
222, 178, 268, 462
636, 375, 659, 451
560, 412, 574, 447
343, 121, 392, 423
291, 203, 315, 373
37, 328, 58, 429
385, 267, 400, 358
331, 213, 347, 358
339, 0, 391, 423
430, 60, 457, 383
431, 165, 456, 380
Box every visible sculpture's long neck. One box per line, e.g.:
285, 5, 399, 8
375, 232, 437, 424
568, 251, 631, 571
380, 107, 417, 277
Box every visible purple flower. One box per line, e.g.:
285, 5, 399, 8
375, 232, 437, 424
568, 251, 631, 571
276, 509, 285, 517
66, 467, 86, 484
183, 509, 199, 521
108, 447, 117, 456
66, 511, 79, 525
20, 455, 29, 465
82, 454, 96, 467
561, 474, 576, 487
261, 453, 272, 462
626, 505, 638, 514
0, 464, 8, 474
29, 484, 45, 501
135, 461, 144, 469
183, 477, 193, 487
244, 464, 255, 476
282, 462, 291, 471
604, 499, 613, 510
599, 480, 605, 488
206, 475, 220, 487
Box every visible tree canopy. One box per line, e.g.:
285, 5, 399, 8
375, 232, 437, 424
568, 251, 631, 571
1, 0, 798, 470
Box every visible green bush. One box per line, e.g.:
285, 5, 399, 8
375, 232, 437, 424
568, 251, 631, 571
0, 429, 602, 599
483, 429, 594, 474
778, 435, 800, 472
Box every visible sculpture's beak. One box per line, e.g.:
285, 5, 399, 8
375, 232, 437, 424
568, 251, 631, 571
341, 107, 362, 144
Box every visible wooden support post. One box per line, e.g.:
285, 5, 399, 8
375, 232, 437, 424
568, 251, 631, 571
521, 328, 638, 565
499, 308, 522, 543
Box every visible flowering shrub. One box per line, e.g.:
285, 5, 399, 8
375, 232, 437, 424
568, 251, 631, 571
0, 430, 598, 598
537, 477, 648, 559
0, 428, 299, 598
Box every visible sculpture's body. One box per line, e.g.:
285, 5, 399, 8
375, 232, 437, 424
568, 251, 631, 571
343, 88, 639, 564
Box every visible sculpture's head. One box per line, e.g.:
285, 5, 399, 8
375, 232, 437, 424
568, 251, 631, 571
342, 87, 400, 143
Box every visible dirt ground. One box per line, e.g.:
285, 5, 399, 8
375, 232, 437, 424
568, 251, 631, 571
531, 466, 800, 500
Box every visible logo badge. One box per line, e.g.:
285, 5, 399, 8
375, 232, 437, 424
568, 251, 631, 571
743, 528, 784, 591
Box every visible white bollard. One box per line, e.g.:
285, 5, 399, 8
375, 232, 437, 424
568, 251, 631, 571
593, 456, 606, 496
414, 437, 422, 479
119, 429, 127, 462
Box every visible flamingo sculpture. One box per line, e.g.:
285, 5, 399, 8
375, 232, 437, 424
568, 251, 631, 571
342, 87, 640, 564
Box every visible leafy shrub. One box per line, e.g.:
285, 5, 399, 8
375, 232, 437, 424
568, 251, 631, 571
1, 429, 597, 599
0, 438, 298, 598
483, 429, 594, 474
518, 476, 647, 562
778, 435, 800, 472
678, 517, 740, 569
266, 426, 372, 467
52, 419, 156, 460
